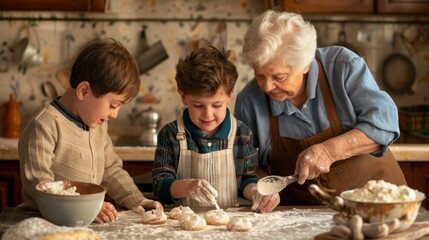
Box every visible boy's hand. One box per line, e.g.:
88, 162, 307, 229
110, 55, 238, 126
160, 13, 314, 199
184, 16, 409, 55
132, 199, 164, 215
94, 201, 118, 224
244, 184, 280, 213
188, 179, 218, 204
251, 192, 280, 213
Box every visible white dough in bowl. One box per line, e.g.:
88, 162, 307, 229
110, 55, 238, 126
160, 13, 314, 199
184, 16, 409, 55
341, 180, 418, 202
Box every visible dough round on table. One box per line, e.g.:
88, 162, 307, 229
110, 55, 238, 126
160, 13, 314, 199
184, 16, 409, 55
179, 213, 207, 231
204, 209, 230, 226
2, 217, 100, 240
226, 216, 253, 232
169, 205, 194, 220
141, 209, 168, 225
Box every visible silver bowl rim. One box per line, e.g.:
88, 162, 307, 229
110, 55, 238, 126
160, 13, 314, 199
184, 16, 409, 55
340, 190, 426, 204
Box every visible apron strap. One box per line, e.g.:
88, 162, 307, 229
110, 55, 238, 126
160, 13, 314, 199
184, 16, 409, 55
228, 114, 237, 149
316, 59, 344, 135
176, 109, 188, 150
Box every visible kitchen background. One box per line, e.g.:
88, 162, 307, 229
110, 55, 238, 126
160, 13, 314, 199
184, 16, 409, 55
0, 0, 428, 141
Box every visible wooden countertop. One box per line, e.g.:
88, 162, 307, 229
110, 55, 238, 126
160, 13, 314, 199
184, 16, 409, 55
2, 206, 429, 240
0, 137, 156, 162
1, 136, 429, 161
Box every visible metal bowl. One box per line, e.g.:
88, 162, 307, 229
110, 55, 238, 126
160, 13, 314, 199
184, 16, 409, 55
340, 190, 426, 232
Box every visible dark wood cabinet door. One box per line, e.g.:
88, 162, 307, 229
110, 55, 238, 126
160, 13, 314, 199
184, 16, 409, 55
399, 162, 429, 210
0, 0, 106, 11
399, 162, 413, 186
413, 163, 429, 209
282, 0, 374, 14
0, 160, 153, 211
0, 161, 21, 212
377, 0, 429, 14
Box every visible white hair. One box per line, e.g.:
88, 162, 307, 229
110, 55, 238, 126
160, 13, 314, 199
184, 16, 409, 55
242, 9, 317, 73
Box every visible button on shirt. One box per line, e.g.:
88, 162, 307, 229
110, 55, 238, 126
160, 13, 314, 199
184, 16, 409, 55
234, 46, 400, 167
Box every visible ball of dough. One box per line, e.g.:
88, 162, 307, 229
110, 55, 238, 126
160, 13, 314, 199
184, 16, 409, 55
141, 209, 168, 225
226, 216, 253, 232
169, 205, 194, 220
179, 213, 207, 231
204, 209, 230, 226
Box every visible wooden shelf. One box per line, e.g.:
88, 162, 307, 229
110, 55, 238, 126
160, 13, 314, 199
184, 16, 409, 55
0, 0, 106, 12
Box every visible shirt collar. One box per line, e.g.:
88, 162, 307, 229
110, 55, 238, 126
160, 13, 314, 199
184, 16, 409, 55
183, 108, 231, 140
51, 97, 90, 131
271, 59, 319, 116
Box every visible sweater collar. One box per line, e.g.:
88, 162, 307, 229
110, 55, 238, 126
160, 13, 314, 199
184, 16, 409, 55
51, 97, 89, 131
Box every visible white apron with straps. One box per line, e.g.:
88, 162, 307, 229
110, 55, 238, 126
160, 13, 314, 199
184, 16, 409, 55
176, 110, 238, 207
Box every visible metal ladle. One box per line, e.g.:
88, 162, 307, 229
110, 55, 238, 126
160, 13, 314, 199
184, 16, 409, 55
41, 81, 59, 101
257, 174, 298, 195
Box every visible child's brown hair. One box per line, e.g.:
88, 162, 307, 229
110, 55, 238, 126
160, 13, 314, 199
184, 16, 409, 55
175, 46, 237, 96
70, 38, 140, 102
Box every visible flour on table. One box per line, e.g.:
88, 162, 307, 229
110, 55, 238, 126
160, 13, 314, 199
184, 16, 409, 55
89, 208, 335, 240
341, 180, 418, 202
2, 217, 99, 240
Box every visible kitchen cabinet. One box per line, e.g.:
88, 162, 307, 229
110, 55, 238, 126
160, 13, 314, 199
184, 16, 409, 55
0, 0, 106, 12
377, 0, 429, 14
0, 161, 21, 212
0, 160, 152, 212
281, 0, 429, 14
399, 162, 429, 210
281, 0, 374, 14
123, 161, 153, 192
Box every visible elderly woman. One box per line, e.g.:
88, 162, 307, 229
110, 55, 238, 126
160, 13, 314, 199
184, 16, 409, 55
235, 9, 406, 205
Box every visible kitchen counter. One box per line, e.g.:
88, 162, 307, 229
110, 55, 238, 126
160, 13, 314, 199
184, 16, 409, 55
0, 145, 157, 161
0, 137, 157, 161
1, 206, 429, 240
1, 137, 428, 161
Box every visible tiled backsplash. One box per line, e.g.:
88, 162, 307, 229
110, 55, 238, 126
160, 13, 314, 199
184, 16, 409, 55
0, 0, 428, 137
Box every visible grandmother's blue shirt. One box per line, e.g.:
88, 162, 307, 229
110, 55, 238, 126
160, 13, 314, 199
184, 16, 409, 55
235, 46, 400, 167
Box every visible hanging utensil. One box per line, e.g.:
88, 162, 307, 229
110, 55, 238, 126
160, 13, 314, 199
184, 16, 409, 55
135, 28, 169, 74
213, 21, 227, 49
55, 32, 73, 89
381, 53, 416, 95
13, 26, 43, 66
381, 31, 416, 95
41, 81, 59, 99
333, 22, 360, 56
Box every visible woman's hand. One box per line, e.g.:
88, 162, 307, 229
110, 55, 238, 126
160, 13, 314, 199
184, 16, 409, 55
94, 201, 118, 224
295, 143, 333, 184
295, 129, 381, 185
245, 184, 280, 213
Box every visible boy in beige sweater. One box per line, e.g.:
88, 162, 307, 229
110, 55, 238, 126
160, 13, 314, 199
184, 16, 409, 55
18, 38, 162, 223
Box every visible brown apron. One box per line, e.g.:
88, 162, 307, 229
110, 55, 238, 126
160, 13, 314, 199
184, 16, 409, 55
269, 60, 406, 205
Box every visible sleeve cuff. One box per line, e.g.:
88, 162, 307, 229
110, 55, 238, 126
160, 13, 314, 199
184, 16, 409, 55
355, 123, 399, 157
238, 176, 258, 198
157, 178, 178, 205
